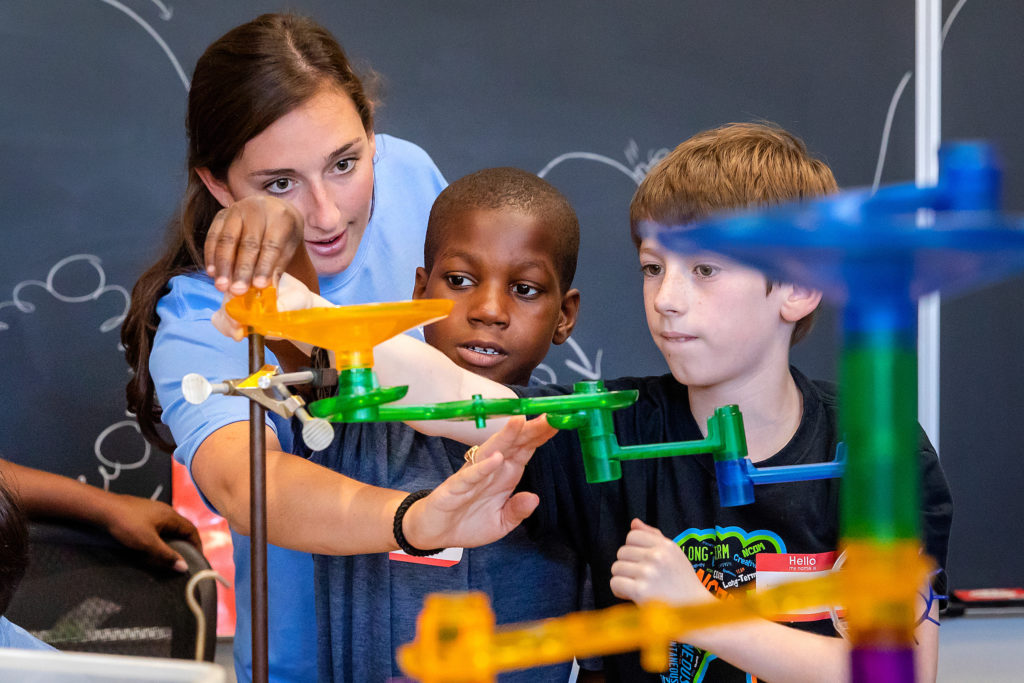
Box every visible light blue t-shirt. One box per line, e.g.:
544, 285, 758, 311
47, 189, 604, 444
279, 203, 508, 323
150, 134, 446, 683
0, 616, 55, 651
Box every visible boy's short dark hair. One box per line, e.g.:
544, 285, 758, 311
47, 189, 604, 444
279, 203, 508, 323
630, 122, 838, 345
425, 167, 580, 292
0, 476, 29, 615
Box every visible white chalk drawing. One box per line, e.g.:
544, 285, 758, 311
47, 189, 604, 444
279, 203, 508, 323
97, 0, 189, 90
563, 338, 603, 380
531, 337, 602, 386
531, 364, 558, 385
872, 70, 913, 193
148, 0, 173, 21
538, 139, 669, 185
0, 254, 151, 494
528, 338, 603, 385
872, 0, 969, 192
24, 3, 184, 499
538, 141, 664, 383
942, 0, 969, 44
0, 254, 129, 334
93, 415, 153, 494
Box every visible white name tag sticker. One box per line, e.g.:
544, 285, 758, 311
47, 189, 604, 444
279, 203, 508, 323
389, 546, 464, 567
755, 551, 838, 621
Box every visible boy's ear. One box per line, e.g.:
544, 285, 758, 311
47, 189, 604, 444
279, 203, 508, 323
412, 266, 429, 300
779, 283, 823, 324
195, 167, 235, 209
551, 288, 581, 345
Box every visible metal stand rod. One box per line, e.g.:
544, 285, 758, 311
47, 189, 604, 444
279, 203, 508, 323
248, 330, 269, 683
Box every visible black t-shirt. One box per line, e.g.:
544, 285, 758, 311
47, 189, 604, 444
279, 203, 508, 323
517, 367, 953, 683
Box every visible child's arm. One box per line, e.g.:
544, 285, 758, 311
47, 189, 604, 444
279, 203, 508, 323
214, 273, 516, 442
610, 519, 938, 683
373, 333, 515, 438
0, 459, 201, 571
190, 415, 555, 555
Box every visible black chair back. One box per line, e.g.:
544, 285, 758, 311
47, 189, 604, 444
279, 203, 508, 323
6, 521, 217, 661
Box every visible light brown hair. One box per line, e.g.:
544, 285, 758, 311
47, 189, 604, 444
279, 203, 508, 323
630, 122, 837, 344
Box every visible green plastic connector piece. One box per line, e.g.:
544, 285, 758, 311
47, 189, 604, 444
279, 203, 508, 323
305, 370, 747, 488
612, 405, 746, 463
551, 381, 623, 482
308, 376, 638, 426
308, 367, 411, 422
568, 400, 748, 485
709, 405, 748, 465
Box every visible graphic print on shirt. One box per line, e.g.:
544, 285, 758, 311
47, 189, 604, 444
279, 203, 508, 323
661, 526, 786, 683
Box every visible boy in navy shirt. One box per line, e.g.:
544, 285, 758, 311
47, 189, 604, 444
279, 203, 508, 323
283, 167, 597, 682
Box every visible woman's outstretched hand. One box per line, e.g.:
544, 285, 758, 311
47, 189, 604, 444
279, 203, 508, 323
204, 195, 305, 295
402, 415, 557, 551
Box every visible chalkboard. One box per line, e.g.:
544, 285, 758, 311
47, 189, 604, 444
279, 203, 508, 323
0, 1, 1019, 590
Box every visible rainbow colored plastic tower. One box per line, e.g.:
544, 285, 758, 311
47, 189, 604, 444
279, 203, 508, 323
653, 141, 1024, 683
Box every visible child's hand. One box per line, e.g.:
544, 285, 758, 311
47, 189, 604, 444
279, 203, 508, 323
610, 518, 715, 606
402, 416, 557, 550
204, 195, 304, 295
211, 272, 333, 341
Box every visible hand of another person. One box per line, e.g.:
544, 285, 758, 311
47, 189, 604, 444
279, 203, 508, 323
610, 518, 715, 606
402, 415, 557, 550
211, 273, 334, 342
204, 195, 305, 296
102, 494, 203, 572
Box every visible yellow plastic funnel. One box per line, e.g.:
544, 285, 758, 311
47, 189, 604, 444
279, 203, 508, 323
225, 287, 452, 369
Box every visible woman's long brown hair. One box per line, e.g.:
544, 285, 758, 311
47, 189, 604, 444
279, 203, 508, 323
121, 13, 374, 451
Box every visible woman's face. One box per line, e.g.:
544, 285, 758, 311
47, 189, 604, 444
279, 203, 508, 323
211, 86, 375, 276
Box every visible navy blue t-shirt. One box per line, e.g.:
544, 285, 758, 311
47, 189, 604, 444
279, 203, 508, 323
305, 421, 587, 683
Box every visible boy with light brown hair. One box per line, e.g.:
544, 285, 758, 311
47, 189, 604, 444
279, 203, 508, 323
627, 122, 836, 345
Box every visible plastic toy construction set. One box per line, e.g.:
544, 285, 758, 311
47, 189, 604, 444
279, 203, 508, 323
186, 142, 1024, 682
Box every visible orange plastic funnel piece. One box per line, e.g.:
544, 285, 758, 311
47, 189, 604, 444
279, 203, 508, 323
225, 288, 452, 369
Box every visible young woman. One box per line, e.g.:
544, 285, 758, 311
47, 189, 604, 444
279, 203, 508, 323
121, 14, 532, 682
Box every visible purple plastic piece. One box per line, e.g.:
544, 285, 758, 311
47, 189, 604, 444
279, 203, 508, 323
851, 646, 915, 683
